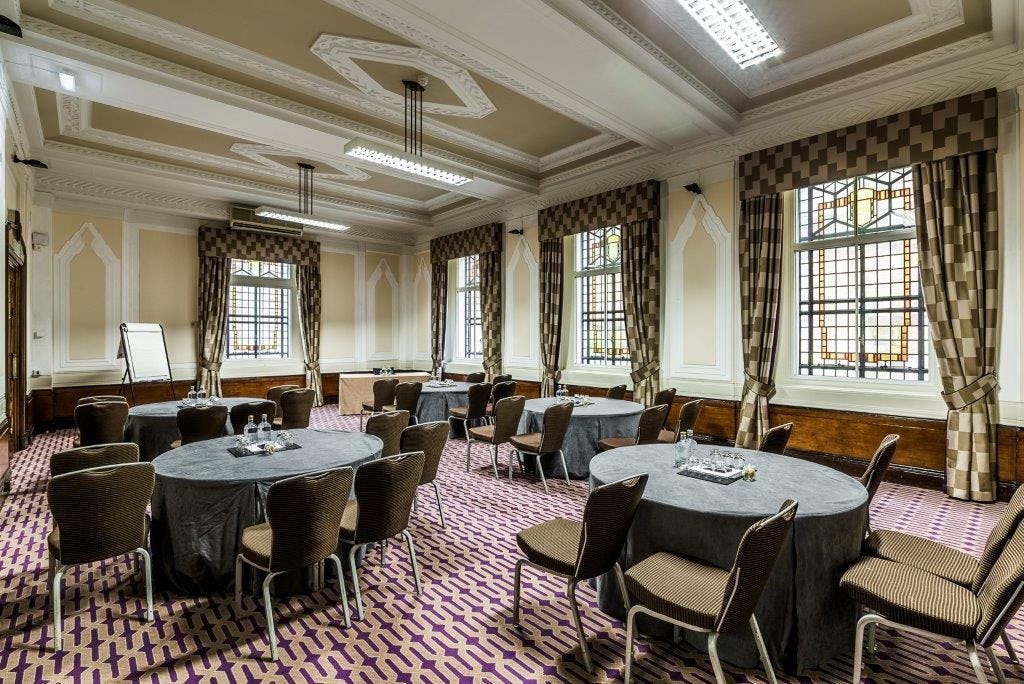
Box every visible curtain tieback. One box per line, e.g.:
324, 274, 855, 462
630, 360, 660, 385
942, 373, 998, 411
304, 362, 321, 372
200, 360, 222, 372
543, 367, 562, 382
743, 374, 776, 400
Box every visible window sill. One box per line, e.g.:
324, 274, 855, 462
774, 376, 946, 419
562, 365, 630, 388
221, 358, 304, 379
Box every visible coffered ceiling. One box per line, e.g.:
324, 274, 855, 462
0, 0, 1020, 245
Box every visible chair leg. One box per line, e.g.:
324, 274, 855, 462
262, 572, 279, 662
866, 621, 876, 652
432, 481, 447, 528
512, 558, 526, 626
402, 529, 423, 596
136, 547, 154, 622
624, 605, 639, 684
348, 544, 365, 620
613, 562, 631, 613
51, 564, 65, 652
853, 613, 875, 683
491, 443, 500, 480
379, 540, 388, 567
509, 448, 516, 481
987, 646, 1009, 684
464, 421, 472, 472
535, 453, 548, 494
969, 642, 993, 684
1002, 630, 1020, 665
327, 553, 351, 628
707, 632, 727, 684
558, 449, 570, 485
750, 615, 777, 684
359, 410, 365, 430
234, 555, 244, 611
567, 580, 593, 673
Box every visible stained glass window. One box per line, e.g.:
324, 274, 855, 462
575, 226, 628, 366
795, 167, 928, 380
455, 255, 482, 359
226, 260, 292, 359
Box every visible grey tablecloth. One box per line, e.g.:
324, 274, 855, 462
125, 397, 262, 461
417, 382, 471, 423
589, 443, 868, 674
518, 398, 642, 478
151, 428, 383, 594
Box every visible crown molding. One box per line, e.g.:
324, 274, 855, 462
227, 142, 370, 182
537, 132, 627, 173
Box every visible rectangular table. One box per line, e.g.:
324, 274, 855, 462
337, 372, 431, 414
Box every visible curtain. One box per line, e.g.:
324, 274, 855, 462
538, 238, 564, 397
479, 249, 502, 380
913, 151, 999, 502
734, 194, 784, 449
621, 218, 661, 404
196, 255, 230, 397
430, 262, 448, 375
296, 264, 323, 406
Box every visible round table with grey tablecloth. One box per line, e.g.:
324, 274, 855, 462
417, 381, 471, 424
151, 428, 383, 594
517, 397, 643, 478
125, 397, 263, 461
589, 443, 868, 674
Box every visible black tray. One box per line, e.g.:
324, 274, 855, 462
679, 467, 742, 485
228, 442, 301, 458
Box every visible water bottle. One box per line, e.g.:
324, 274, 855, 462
196, 387, 207, 406
684, 430, 696, 467
186, 387, 196, 405
243, 415, 258, 446
257, 413, 272, 445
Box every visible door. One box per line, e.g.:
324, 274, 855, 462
6, 209, 27, 455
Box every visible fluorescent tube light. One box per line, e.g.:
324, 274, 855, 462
254, 206, 350, 232
678, 0, 781, 68
344, 140, 472, 186
58, 70, 76, 92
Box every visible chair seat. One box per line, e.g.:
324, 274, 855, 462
509, 433, 542, 454
339, 499, 359, 539
468, 424, 496, 443
624, 552, 729, 631
839, 556, 980, 641
449, 406, 469, 419
169, 439, 181, 449
361, 401, 376, 413
864, 529, 978, 588
657, 429, 677, 444
597, 436, 635, 452
240, 521, 273, 568
516, 518, 581, 576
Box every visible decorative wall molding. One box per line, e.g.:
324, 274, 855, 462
227, 142, 369, 182
412, 259, 432, 360
365, 257, 401, 360
503, 234, 540, 367
36, 172, 231, 220
538, 132, 628, 173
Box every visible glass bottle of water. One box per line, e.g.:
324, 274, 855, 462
243, 415, 258, 446
674, 436, 687, 469
684, 430, 696, 468
555, 384, 569, 403
186, 387, 197, 405
196, 387, 207, 406
257, 413, 272, 445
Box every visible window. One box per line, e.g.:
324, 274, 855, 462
574, 226, 628, 366
455, 255, 482, 359
795, 167, 928, 381
226, 259, 293, 359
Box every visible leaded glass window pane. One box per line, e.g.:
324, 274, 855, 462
456, 255, 482, 359
226, 260, 292, 359
575, 226, 628, 366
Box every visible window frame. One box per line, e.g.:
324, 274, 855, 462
224, 259, 298, 362
453, 254, 483, 361
571, 225, 629, 369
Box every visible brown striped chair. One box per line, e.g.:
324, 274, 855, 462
467, 396, 525, 478
450, 382, 492, 463
514, 474, 649, 673
659, 399, 704, 444
485, 380, 517, 422
508, 401, 573, 493
365, 410, 410, 457
382, 381, 424, 424
73, 400, 130, 448
651, 387, 676, 409
758, 422, 793, 455
172, 404, 228, 448
400, 421, 450, 527
605, 384, 627, 400
50, 442, 139, 478
465, 372, 486, 383
274, 388, 315, 429
266, 384, 301, 415
623, 500, 798, 684
360, 378, 399, 429
229, 400, 277, 436
859, 434, 900, 535
597, 404, 670, 452
236, 467, 354, 661
77, 395, 128, 406
492, 374, 513, 385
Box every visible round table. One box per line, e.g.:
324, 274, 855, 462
125, 397, 263, 461
589, 443, 868, 673
518, 397, 643, 478
150, 428, 383, 594
417, 381, 471, 424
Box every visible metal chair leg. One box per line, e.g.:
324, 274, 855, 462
987, 645, 1009, 684
969, 642, 993, 684
613, 562, 631, 613
465, 425, 473, 472
558, 449, 570, 485
348, 544, 365, 620
866, 621, 876, 652
624, 605, 639, 684
402, 529, 424, 595
51, 564, 65, 652
509, 448, 516, 481
512, 558, 526, 625
262, 572, 280, 661
567, 580, 593, 673
432, 482, 447, 528
853, 613, 876, 683
136, 547, 154, 621
327, 553, 351, 628
707, 632, 727, 684
234, 555, 244, 611
491, 443, 500, 480
1002, 630, 1020, 664
535, 453, 548, 494
750, 615, 777, 684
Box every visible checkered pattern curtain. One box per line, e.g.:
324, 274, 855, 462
538, 238, 564, 397
296, 265, 323, 406
430, 262, 448, 375
196, 255, 230, 397
479, 250, 502, 379
734, 194, 784, 449
621, 218, 661, 404
913, 151, 999, 502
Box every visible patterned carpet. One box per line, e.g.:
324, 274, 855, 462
0, 405, 1021, 683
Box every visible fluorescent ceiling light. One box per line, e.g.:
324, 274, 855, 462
678, 0, 781, 68
344, 140, 472, 186
254, 206, 349, 232
57, 69, 76, 92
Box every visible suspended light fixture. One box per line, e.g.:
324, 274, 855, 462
254, 161, 350, 232
403, 78, 424, 155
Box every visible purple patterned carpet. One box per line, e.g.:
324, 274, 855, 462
0, 405, 1021, 682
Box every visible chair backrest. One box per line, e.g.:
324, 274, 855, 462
605, 384, 627, 400
860, 434, 899, 504
574, 474, 649, 580
77, 395, 128, 406
678, 399, 704, 436
652, 387, 676, 409
366, 410, 410, 457
636, 405, 670, 445
758, 423, 793, 455
50, 442, 139, 478
539, 401, 574, 454
975, 521, 1024, 647
400, 421, 449, 485
370, 378, 400, 411
492, 396, 526, 444
715, 499, 798, 634
352, 451, 425, 544
492, 374, 513, 384
279, 388, 316, 429
490, 381, 517, 405
229, 400, 277, 435
463, 382, 493, 421
74, 401, 130, 447
267, 384, 301, 412
47, 462, 155, 565
393, 381, 423, 413
972, 485, 1024, 592
465, 372, 486, 383
266, 467, 353, 573
176, 405, 228, 445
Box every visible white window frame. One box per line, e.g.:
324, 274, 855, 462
454, 255, 483, 361
223, 259, 299, 369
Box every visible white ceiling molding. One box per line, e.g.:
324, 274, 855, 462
227, 142, 370, 182
56, 90, 89, 134
310, 35, 495, 118
537, 132, 627, 172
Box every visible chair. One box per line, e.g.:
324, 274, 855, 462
758, 422, 793, 455
597, 404, 670, 452
841, 518, 1024, 684
624, 500, 799, 684
266, 384, 301, 414
275, 388, 315, 429
514, 474, 649, 673
400, 421, 450, 527
509, 401, 573, 493
659, 399, 704, 444
173, 404, 228, 447
382, 382, 424, 424
486, 380, 517, 421
339, 451, 425, 620
365, 410, 410, 457
77, 395, 128, 405
74, 400, 130, 448
468, 396, 526, 478
360, 378, 399, 429
47, 462, 155, 652
492, 374, 513, 385
50, 442, 139, 478
450, 382, 492, 463
235, 467, 354, 661
465, 372, 486, 383
229, 400, 277, 436
860, 434, 900, 534
605, 384, 627, 400
651, 387, 676, 409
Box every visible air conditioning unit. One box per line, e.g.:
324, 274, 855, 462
228, 205, 303, 236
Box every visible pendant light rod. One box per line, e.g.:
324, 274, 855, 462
403, 78, 426, 156
297, 162, 314, 215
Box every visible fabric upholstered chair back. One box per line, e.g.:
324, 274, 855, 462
47, 462, 155, 565
77, 395, 128, 406
74, 401, 130, 447
490, 381, 517, 405
758, 422, 793, 455
636, 405, 670, 445
366, 411, 411, 457
393, 382, 424, 414
176, 405, 228, 445
539, 402, 574, 454
265, 467, 353, 573
859, 434, 900, 504
267, 384, 301, 413
715, 499, 798, 634
279, 388, 316, 429
972, 485, 1024, 593
492, 396, 526, 444
492, 374, 513, 384
974, 521, 1024, 647
574, 474, 649, 580
351, 451, 425, 544
465, 372, 486, 383
678, 399, 704, 435
464, 383, 493, 420
229, 400, 277, 435
400, 421, 448, 485
651, 387, 676, 409
605, 384, 627, 400
50, 443, 139, 478
370, 378, 400, 411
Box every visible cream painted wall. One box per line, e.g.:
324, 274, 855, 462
366, 251, 401, 361
320, 250, 357, 361
138, 229, 197, 365
412, 251, 431, 360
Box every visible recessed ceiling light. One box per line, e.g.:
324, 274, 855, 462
344, 140, 472, 187
254, 206, 350, 232
678, 0, 782, 68
58, 69, 76, 92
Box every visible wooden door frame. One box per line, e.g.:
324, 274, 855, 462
6, 208, 27, 454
